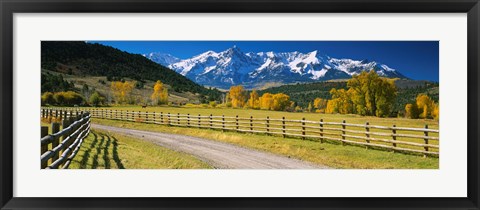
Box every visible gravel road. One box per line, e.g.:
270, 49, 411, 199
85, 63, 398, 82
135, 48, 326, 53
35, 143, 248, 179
91, 124, 328, 169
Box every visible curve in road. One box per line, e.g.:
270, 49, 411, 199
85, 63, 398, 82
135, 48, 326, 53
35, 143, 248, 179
91, 124, 328, 169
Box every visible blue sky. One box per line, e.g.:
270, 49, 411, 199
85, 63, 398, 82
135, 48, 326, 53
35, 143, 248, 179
91, 41, 439, 81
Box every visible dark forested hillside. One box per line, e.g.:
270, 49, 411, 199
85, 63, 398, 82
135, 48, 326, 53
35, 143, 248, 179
41, 41, 221, 100
259, 80, 439, 114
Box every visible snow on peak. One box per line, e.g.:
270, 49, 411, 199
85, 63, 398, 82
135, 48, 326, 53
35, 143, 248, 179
145, 47, 405, 89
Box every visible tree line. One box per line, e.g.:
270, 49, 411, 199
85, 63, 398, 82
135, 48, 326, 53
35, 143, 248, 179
226, 86, 294, 111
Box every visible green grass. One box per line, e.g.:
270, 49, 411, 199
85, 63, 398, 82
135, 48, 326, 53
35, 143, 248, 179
92, 118, 439, 169
68, 129, 212, 169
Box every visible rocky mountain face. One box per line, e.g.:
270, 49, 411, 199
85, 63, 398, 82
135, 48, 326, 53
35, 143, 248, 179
145, 46, 407, 89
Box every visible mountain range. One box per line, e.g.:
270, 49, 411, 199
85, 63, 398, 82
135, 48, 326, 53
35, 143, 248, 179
144, 46, 407, 89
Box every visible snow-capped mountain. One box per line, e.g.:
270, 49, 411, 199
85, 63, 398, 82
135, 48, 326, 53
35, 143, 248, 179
143, 52, 181, 67
147, 46, 407, 89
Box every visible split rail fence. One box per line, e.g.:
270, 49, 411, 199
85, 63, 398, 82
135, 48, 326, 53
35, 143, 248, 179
44, 108, 439, 156
40, 109, 91, 169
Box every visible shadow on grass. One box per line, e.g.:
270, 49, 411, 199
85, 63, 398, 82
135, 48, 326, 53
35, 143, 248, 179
79, 132, 98, 169
77, 131, 125, 169
111, 136, 125, 169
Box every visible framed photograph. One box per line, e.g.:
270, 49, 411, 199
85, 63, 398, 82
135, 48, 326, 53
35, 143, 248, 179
1, 0, 479, 209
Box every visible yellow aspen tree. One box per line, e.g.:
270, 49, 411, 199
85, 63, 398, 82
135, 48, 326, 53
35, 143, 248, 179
416, 94, 434, 119
151, 80, 168, 105
313, 98, 327, 109
325, 99, 339, 114
271, 93, 290, 111
228, 85, 247, 108
247, 90, 260, 109
110, 81, 135, 104
259, 93, 273, 110
432, 103, 439, 120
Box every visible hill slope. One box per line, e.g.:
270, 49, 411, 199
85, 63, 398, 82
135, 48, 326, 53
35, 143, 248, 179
41, 41, 221, 101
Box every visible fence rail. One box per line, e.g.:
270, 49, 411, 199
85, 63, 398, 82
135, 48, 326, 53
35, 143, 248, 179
43, 108, 439, 156
40, 109, 91, 169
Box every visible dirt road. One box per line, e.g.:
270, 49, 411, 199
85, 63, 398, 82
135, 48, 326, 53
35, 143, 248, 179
91, 124, 328, 169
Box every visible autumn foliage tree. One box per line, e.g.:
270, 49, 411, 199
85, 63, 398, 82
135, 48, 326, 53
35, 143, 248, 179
325, 88, 354, 114
271, 93, 290, 111
259, 93, 273, 110
258, 92, 291, 111
110, 81, 135, 104
151, 80, 168, 105
247, 89, 260, 109
228, 85, 247, 108
347, 70, 397, 117
405, 94, 439, 119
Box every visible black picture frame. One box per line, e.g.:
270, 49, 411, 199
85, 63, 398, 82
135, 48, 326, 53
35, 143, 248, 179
1, 0, 479, 209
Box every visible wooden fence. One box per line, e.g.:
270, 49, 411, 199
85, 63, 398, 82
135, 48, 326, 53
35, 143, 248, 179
43, 108, 439, 156
40, 109, 91, 169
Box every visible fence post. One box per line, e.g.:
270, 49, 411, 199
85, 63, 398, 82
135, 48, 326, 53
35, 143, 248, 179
51, 122, 60, 164
55, 110, 58, 119
266, 116, 270, 135
146, 111, 149, 123
63, 111, 67, 121
210, 114, 213, 129
282, 117, 286, 138
102, 109, 104, 119
177, 113, 180, 125
198, 114, 201, 128
61, 118, 73, 166
222, 115, 225, 132
160, 112, 164, 124
365, 122, 370, 149
236, 115, 239, 131
42, 109, 45, 118
341, 120, 346, 146
424, 124, 429, 157
187, 114, 190, 127
320, 119, 324, 143
250, 116, 253, 132
153, 112, 156, 124
167, 113, 171, 126
41, 126, 49, 169
110, 109, 112, 119
392, 124, 397, 151
301, 118, 306, 140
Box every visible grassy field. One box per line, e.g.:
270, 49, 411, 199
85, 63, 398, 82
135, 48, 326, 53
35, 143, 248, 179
92, 118, 439, 169
68, 129, 212, 169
